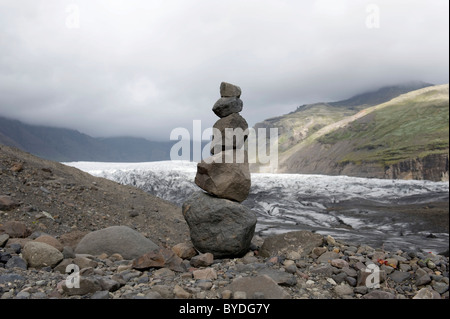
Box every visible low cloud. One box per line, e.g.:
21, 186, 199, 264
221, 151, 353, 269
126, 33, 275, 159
0, 0, 448, 140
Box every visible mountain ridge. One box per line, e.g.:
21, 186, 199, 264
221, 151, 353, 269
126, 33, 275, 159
254, 82, 434, 155
328, 80, 433, 108
0, 116, 173, 162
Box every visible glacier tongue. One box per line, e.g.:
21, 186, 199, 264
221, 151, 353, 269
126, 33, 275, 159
66, 160, 449, 254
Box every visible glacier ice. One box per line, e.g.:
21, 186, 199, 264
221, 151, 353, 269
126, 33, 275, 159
65, 160, 449, 253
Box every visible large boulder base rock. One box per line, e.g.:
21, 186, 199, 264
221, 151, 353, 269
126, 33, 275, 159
75, 226, 159, 260
182, 191, 257, 258
195, 150, 251, 203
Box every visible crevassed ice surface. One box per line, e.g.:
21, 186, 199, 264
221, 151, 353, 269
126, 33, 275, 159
66, 161, 449, 254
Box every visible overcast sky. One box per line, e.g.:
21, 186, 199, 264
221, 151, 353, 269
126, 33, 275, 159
0, 0, 448, 141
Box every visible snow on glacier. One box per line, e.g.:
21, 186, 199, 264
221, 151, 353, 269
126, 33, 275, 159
65, 160, 449, 253
68, 160, 448, 203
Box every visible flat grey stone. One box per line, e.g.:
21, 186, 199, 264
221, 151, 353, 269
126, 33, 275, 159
389, 270, 411, 283
225, 275, 290, 299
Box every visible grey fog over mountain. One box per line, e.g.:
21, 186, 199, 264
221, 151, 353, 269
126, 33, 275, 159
0, 1, 448, 141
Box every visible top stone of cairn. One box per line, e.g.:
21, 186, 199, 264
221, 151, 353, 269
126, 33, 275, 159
220, 82, 241, 98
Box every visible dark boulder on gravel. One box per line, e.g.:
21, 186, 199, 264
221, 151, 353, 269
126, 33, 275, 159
75, 226, 159, 260
182, 191, 257, 258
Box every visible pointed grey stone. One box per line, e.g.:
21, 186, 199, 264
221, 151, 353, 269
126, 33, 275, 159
220, 82, 241, 98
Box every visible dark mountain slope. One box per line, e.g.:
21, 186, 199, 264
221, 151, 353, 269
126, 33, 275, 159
0, 116, 172, 162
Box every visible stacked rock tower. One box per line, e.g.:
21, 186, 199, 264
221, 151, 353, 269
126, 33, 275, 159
182, 82, 257, 258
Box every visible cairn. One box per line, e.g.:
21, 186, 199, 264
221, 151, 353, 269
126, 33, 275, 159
182, 82, 257, 258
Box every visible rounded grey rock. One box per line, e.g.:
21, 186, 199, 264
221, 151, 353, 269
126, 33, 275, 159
22, 242, 63, 269
75, 226, 159, 260
182, 191, 257, 258
213, 97, 243, 118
